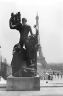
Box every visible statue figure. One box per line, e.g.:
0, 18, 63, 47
9, 12, 39, 77
9, 12, 33, 49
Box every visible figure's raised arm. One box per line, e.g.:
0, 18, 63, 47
9, 18, 17, 29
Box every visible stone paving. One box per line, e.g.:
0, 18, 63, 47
0, 76, 63, 96
0, 87, 63, 96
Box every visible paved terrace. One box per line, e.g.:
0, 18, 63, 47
0, 77, 63, 96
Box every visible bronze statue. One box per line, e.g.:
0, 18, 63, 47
9, 12, 39, 77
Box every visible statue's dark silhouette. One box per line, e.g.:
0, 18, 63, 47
9, 12, 39, 77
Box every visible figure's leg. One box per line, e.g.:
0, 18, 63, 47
19, 39, 23, 49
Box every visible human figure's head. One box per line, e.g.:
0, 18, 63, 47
22, 18, 27, 25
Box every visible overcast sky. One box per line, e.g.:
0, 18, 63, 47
0, 0, 63, 64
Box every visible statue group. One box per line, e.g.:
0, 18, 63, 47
9, 12, 39, 77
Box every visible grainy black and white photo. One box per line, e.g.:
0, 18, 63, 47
0, 0, 63, 96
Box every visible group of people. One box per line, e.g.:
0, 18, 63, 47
9, 12, 33, 49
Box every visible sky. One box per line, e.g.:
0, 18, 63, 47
0, 0, 63, 64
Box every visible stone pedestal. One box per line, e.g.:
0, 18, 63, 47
6, 75, 40, 91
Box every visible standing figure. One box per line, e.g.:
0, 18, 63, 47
19, 18, 33, 48
9, 13, 33, 49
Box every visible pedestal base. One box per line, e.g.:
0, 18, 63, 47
6, 75, 40, 91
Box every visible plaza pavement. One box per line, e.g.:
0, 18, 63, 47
0, 76, 63, 96
0, 86, 63, 96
